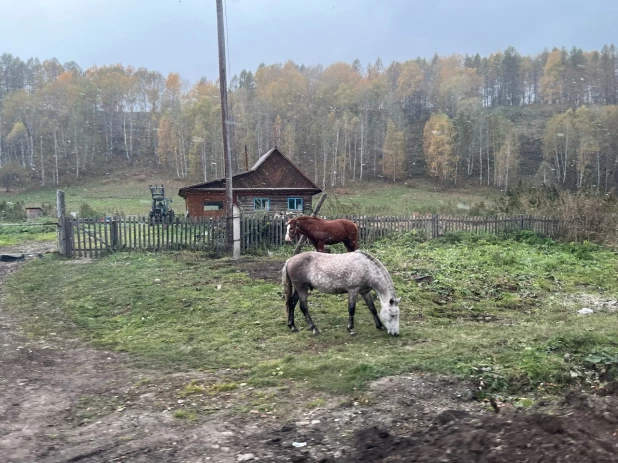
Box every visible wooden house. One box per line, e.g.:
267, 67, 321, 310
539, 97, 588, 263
178, 147, 322, 218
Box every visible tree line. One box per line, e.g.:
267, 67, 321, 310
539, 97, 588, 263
1, 44, 617, 191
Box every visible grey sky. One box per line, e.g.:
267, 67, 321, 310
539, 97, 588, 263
3, 0, 617, 84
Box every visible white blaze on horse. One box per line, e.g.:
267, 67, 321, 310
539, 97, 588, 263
281, 250, 400, 336
285, 216, 359, 252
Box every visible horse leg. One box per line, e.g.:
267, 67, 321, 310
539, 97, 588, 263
316, 241, 325, 253
361, 292, 384, 330
298, 290, 320, 335
307, 237, 320, 252
286, 290, 300, 332
343, 239, 357, 252
347, 292, 358, 335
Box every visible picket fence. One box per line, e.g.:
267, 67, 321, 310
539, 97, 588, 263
58, 214, 562, 258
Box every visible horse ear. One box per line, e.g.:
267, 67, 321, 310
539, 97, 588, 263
396, 297, 401, 304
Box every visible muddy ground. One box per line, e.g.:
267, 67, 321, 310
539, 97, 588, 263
2, 245, 618, 462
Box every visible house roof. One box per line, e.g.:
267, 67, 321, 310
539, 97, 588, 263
178, 147, 322, 197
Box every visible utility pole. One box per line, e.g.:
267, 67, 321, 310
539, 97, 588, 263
216, 0, 234, 254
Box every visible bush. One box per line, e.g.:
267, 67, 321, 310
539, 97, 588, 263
0, 201, 26, 222
496, 181, 618, 244
78, 202, 103, 218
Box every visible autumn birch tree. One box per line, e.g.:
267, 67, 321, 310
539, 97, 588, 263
423, 113, 455, 182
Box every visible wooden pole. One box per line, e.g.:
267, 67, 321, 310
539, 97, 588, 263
294, 193, 328, 254
56, 189, 67, 256
216, 0, 234, 254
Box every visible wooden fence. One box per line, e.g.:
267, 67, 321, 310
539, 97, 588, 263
61, 214, 562, 258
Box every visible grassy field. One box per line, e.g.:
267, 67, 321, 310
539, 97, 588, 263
1, 176, 500, 218
321, 180, 501, 216
0, 171, 189, 217
6, 231, 618, 400
0, 224, 56, 247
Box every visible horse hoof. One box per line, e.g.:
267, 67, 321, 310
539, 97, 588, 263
349, 330, 356, 336
312, 328, 321, 335
289, 326, 299, 333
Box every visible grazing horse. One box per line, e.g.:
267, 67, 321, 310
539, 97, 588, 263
281, 250, 400, 336
285, 216, 359, 252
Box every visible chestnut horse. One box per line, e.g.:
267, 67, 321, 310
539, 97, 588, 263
285, 216, 359, 252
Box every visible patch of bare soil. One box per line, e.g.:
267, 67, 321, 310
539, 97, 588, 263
343, 394, 618, 462
247, 387, 618, 462
211, 256, 287, 284
1, 240, 57, 256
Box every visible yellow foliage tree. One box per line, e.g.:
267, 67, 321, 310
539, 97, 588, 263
494, 131, 520, 189
382, 120, 406, 182
543, 109, 576, 184
423, 114, 455, 182
396, 61, 423, 100
541, 50, 564, 104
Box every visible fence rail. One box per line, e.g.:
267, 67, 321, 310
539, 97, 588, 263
59, 214, 562, 258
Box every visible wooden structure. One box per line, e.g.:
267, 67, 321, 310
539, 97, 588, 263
25, 206, 44, 220
60, 214, 562, 258
178, 147, 322, 218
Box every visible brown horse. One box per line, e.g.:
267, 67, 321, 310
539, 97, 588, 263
285, 216, 359, 252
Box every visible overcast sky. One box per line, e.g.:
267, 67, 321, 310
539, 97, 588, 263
3, 0, 617, 84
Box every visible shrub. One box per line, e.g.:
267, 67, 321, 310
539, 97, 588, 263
78, 202, 103, 218
0, 201, 26, 222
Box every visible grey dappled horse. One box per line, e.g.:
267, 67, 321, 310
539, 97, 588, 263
281, 251, 400, 336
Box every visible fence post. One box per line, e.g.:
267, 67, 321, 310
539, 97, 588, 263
233, 205, 241, 259
431, 214, 439, 239
110, 219, 119, 250
64, 216, 74, 256
56, 189, 69, 256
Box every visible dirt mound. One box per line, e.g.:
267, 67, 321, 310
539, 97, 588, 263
345, 403, 618, 463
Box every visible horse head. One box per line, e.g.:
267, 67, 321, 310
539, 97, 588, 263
380, 296, 401, 336
285, 218, 300, 242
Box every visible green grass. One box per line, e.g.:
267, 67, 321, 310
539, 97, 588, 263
172, 409, 199, 421
0, 224, 56, 247
2, 169, 502, 218
6, 231, 618, 397
321, 180, 500, 216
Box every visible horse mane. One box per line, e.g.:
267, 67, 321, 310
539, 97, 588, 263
356, 251, 395, 294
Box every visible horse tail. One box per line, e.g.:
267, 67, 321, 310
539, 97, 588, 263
282, 260, 293, 317
345, 219, 360, 251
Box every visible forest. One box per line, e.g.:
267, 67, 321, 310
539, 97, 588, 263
1, 44, 617, 191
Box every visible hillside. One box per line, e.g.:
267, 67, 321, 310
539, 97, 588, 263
488, 104, 570, 178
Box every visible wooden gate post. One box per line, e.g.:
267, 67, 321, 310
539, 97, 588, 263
294, 193, 327, 255
56, 189, 69, 256
64, 216, 74, 256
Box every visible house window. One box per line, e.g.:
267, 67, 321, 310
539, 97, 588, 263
204, 201, 223, 211
254, 198, 270, 211
288, 197, 303, 211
